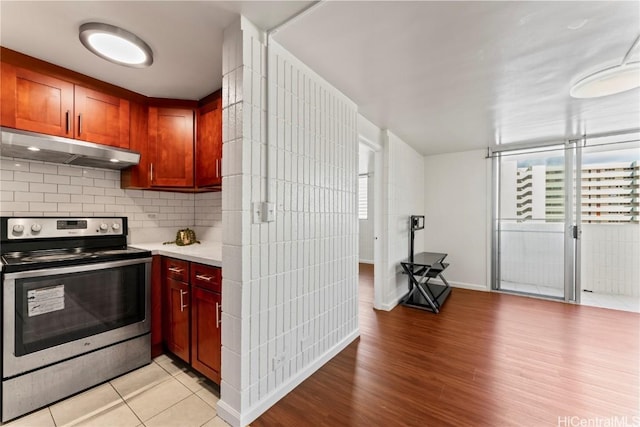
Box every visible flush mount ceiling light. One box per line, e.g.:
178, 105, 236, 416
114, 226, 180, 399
79, 22, 153, 68
570, 34, 640, 98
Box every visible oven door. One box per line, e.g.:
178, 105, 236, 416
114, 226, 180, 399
3, 258, 151, 378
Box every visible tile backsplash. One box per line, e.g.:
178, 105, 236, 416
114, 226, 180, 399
0, 157, 222, 243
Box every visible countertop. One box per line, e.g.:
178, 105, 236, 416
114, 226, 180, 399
130, 241, 222, 267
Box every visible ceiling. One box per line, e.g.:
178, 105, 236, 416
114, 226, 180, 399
0, 1, 312, 100
1, 1, 639, 155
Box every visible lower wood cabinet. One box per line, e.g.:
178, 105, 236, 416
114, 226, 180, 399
166, 277, 191, 362
191, 286, 222, 383
161, 257, 221, 383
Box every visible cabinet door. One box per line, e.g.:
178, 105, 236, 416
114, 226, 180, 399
191, 286, 221, 383
165, 278, 190, 363
149, 107, 194, 187
1, 62, 74, 137
74, 85, 130, 148
196, 93, 222, 188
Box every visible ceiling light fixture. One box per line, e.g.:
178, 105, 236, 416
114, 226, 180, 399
570, 34, 640, 98
79, 22, 153, 68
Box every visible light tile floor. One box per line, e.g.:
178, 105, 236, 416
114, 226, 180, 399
3, 354, 231, 427
501, 281, 640, 312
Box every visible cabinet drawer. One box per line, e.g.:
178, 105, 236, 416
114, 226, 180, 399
190, 263, 221, 292
163, 258, 189, 282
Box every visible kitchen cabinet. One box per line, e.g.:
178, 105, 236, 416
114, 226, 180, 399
148, 107, 195, 188
161, 257, 221, 383
73, 85, 130, 148
190, 263, 222, 383
163, 257, 191, 362
196, 92, 222, 188
122, 90, 222, 192
0, 62, 130, 149
0, 62, 73, 137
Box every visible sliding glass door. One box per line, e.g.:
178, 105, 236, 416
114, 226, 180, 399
493, 144, 575, 300
493, 133, 639, 311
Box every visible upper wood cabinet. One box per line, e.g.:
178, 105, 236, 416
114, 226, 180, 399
122, 91, 222, 192
148, 107, 195, 188
74, 86, 130, 148
196, 92, 222, 188
1, 62, 130, 149
1, 63, 74, 137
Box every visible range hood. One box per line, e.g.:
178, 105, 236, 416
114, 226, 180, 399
1, 127, 140, 170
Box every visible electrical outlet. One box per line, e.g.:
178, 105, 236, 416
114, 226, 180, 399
146, 213, 157, 219
262, 202, 275, 222
272, 352, 286, 371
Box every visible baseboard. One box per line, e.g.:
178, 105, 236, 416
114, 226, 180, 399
216, 400, 241, 427
431, 277, 488, 292
217, 328, 360, 427
378, 286, 408, 311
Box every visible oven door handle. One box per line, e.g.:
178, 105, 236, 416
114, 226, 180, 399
180, 290, 188, 312
2, 257, 153, 280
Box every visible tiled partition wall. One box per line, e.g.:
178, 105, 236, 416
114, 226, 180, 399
218, 17, 359, 427
381, 132, 426, 309
0, 157, 222, 241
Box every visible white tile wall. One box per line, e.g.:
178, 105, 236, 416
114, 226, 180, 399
218, 17, 359, 427
581, 223, 640, 297
0, 157, 222, 243
381, 131, 426, 307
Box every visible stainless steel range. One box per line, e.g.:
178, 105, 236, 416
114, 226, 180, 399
0, 216, 152, 422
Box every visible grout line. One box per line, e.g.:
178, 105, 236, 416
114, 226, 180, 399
108, 382, 144, 427
142, 392, 196, 425
48, 407, 57, 427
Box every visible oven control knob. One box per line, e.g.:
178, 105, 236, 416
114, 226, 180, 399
99, 223, 109, 231
112, 223, 121, 231
12, 224, 24, 234
31, 223, 42, 233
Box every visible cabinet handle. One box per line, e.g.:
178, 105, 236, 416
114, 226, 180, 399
168, 266, 184, 273
195, 274, 213, 282
180, 290, 188, 312
216, 302, 221, 328
216, 159, 219, 178
65, 111, 70, 133
78, 113, 82, 135
150, 163, 154, 183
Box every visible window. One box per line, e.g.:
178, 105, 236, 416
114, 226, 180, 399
359, 174, 368, 220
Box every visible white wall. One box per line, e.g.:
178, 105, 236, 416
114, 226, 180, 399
358, 145, 374, 263
0, 157, 222, 243
218, 18, 359, 427
379, 131, 425, 309
423, 149, 489, 291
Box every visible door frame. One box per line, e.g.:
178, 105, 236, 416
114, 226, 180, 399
358, 134, 383, 310
490, 140, 578, 301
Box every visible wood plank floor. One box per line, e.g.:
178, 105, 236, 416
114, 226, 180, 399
252, 264, 640, 426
